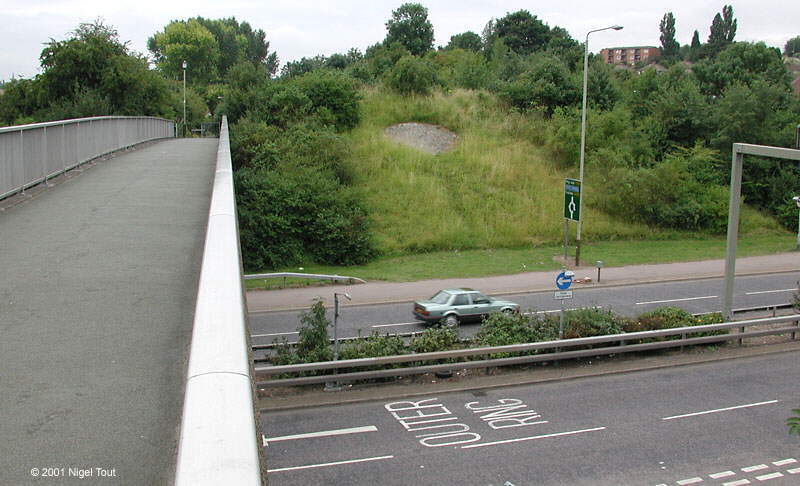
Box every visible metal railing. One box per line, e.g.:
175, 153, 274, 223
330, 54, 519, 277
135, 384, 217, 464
174, 116, 263, 485
255, 314, 800, 387
245, 272, 366, 285
0, 116, 175, 200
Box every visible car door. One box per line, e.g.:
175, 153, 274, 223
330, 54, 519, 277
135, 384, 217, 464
470, 292, 495, 319
450, 293, 472, 320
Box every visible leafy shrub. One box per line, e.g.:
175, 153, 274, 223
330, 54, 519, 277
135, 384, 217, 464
339, 332, 407, 362
272, 300, 332, 367
499, 55, 579, 115
598, 151, 729, 233
410, 327, 459, 354
476, 312, 558, 347
635, 306, 695, 330
235, 167, 376, 269
294, 69, 361, 131
385, 55, 439, 95
564, 308, 626, 339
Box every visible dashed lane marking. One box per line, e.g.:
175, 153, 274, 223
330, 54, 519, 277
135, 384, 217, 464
263, 425, 378, 445
267, 454, 394, 473
742, 465, 769, 473
745, 289, 796, 295
636, 295, 717, 305
710, 471, 736, 479
772, 459, 797, 466
676, 477, 703, 485
755, 472, 783, 481
661, 400, 779, 421
723, 480, 750, 486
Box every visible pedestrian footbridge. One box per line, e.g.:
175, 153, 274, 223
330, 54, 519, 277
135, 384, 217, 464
0, 117, 264, 485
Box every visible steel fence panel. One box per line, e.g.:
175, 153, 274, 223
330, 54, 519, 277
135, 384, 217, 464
0, 116, 174, 199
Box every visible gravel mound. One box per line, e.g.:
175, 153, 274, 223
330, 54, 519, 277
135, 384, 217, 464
383, 122, 458, 155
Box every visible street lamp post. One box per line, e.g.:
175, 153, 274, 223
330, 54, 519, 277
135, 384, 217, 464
182, 60, 187, 137
575, 25, 623, 266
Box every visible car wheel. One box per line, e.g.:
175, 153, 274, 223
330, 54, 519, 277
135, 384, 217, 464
443, 315, 459, 328
502, 308, 515, 315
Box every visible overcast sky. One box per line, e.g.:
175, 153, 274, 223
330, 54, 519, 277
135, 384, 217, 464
2, 1, 798, 81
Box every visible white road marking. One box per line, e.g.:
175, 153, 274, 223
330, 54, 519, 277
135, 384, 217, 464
772, 459, 797, 466
661, 400, 779, 421
251, 331, 298, 338
710, 471, 737, 479
742, 465, 769, 473
636, 295, 717, 305
787, 467, 800, 474
371, 322, 418, 328
460, 426, 605, 449
264, 425, 378, 445
745, 289, 796, 295
755, 472, 783, 481
723, 480, 750, 486
267, 454, 394, 473
677, 477, 703, 485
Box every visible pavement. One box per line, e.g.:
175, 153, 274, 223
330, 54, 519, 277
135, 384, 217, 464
1, 138, 218, 486
246, 251, 800, 312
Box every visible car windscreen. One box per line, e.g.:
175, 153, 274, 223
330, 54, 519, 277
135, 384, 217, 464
429, 291, 451, 304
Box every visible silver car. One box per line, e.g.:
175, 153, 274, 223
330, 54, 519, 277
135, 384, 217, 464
413, 288, 520, 327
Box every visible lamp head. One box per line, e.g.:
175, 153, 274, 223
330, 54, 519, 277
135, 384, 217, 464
612, 25, 624, 30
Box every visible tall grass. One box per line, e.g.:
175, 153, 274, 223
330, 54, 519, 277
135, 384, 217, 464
346, 87, 786, 256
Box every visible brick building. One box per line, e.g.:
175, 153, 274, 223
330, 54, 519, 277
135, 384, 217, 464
600, 46, 660, 66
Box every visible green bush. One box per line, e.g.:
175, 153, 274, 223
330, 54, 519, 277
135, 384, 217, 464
385, 55, 439, 95
294, 69, 361, 131
476, 311, 558, 347
410, 326, 459, 354
235, 167, 376, 269
272, 300, 332, 367
499, 55, 579, 115
598, 151, 729, 233
339, 332, 407, 361
564, 307, 626, 339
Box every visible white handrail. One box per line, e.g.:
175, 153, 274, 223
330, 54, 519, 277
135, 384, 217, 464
175, 116, 263, 485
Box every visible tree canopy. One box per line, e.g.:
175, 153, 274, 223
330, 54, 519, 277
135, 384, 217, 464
384, 3, 434, 56
659, 13, 680, 61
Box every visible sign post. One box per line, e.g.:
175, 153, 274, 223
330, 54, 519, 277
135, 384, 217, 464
563, 179, 581, 264
555, 271, 574, 340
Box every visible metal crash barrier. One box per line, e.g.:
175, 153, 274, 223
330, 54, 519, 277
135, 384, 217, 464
175, 116, 264, 485
0, 116, 174, 200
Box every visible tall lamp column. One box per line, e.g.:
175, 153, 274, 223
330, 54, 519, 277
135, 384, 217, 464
575, 25, 623, 265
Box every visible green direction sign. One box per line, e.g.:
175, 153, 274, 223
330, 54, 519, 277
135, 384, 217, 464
564, 178, 581, 221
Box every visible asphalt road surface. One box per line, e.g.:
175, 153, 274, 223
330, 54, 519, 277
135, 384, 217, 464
250, 272, 800, 346
261, 351, 800, 486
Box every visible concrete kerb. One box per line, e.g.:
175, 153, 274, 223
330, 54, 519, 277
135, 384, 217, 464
247, 266, 800, 314
257, 339, 800, 412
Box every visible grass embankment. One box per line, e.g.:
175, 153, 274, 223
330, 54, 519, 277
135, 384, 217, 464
246, 87, 793, 288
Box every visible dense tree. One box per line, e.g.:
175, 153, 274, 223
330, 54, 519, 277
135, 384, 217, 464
707, 5, 737, 56
148, 17, 277, 83
693, 42, 789, 97
446, 31, 483, 52
1, 20, 172, 124
384, 3, 434, 56
659, 13, 680, 61
785, 36, 800, 57
148, 19, 220, 84
689, 30, 702, 61
500, 55, 579, 115
385, 55, 438, 95
493, 10, 551, 55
